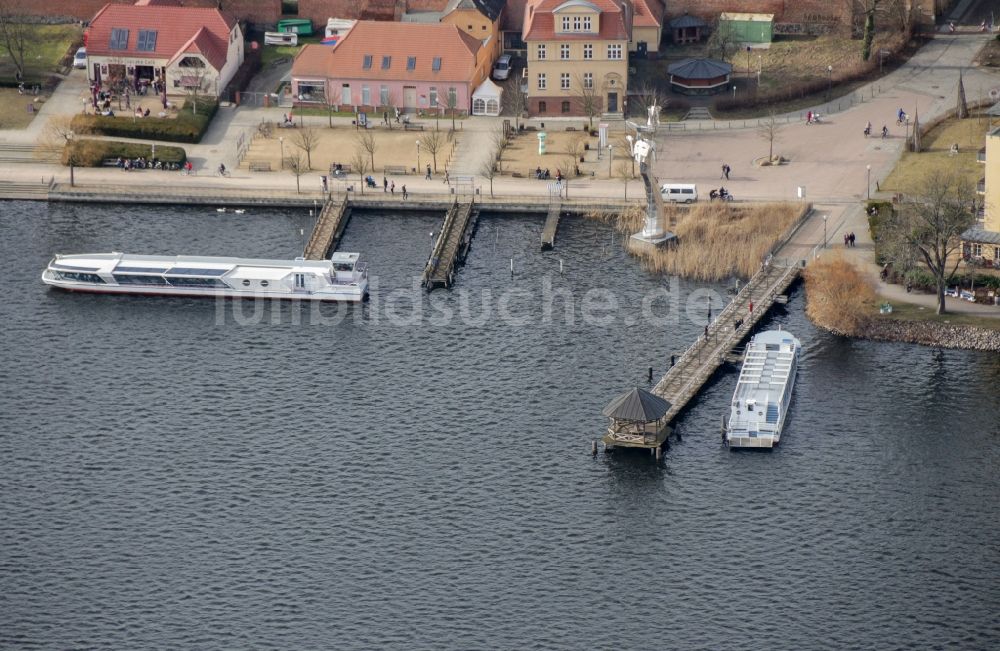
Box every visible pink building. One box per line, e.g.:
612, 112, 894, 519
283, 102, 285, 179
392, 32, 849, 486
291, 20, 492, 115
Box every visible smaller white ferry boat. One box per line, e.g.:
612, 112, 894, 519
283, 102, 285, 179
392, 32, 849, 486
725, 329, 801, 449
42, 252, 368, 302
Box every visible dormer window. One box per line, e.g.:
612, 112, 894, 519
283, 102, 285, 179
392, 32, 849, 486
562, 16, 570, 30
109, 27, 128, 50
136, 29, 157, 52
407, 56, 416, 70
363, 55, 372, 69
381, 56, 391, 70
432, 57, 441, 71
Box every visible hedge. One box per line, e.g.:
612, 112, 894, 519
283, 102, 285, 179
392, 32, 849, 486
63, 139, 187, 167
70, 98, 218, 143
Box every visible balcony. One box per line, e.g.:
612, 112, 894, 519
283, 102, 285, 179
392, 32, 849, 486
978, 147, 986, 163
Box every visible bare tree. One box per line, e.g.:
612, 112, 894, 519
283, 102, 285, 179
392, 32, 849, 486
615, 134, 635, 177
617, 159, 633, 199
573, 73, 601, 130
0, 0, 29, 81
292, 126, 321, 170
508, 85, 528, 130
479, 150, 498, 197
445, 87, 458, 131
287, 151, 308, 194
350, 147, 370, 195
420, 129, 446, 173
179, 57, 211, 114
492, 125, 512, 173
707, 19, 739, 62
325, 89, 337, 128
881, 171, 976, 314
633, 82, 669, 121
44, 116, 81, 186
860, 0, 882, 61
355, 130, 377, 172
383, 88, 400, 129
757, 111, 780, 162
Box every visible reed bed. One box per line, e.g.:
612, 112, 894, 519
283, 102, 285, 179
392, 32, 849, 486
588, 202, 804, 281
802, 253, 876, 336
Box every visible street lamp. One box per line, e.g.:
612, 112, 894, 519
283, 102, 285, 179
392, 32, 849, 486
67, 130, 75, 187
607, 144, 613, 177
279, 136, 284, 170
866, 164, 871, 200
823, 214, 828, 249
746, 45, 752, 77
416, 140, 421, 173
827, 65, 833, 98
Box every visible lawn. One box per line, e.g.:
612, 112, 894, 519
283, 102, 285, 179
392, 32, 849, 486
0, 24, 83, 84
259, 35, 323, 68
875, 298, 1000, 329
881, 113, 990, 193
0, 87, 46, 129
240, 124, 460, 175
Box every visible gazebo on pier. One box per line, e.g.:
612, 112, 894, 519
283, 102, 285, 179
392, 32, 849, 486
601, 386, 672, 455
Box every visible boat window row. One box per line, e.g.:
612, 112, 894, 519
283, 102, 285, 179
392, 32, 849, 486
114, 266, 169, 273
332, 263, 355, 272
164, 277, 229, 288
54, 271, 106, 284
166, 267, 229, 276
113, 274, 168, 285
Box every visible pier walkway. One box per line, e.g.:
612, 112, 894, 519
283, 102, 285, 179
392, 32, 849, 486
422, 201, 477, 290
303, 195, 349, 260
540, 204, 561, 250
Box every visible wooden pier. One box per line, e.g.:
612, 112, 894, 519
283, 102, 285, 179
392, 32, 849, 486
303, 195, 349, 260
540, 203, 562, 250
421, 201, 477, 290
603, 261, 801, 452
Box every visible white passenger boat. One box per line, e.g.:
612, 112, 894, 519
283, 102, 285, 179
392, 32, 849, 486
725, 329, 801, 449
42, 252, 368, 302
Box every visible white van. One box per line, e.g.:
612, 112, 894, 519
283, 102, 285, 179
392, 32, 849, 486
660, 183, 698, 203
492, 54, 512, 81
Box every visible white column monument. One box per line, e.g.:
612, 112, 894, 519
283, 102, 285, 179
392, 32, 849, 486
627, 103, 674, 246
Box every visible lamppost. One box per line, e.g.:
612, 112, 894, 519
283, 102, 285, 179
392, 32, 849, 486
67, 130, 75, 187
866, 164, 871, 199
607, 144, 613, 177
757, 55, 762, 86
732, 84, 736, 99
746, 45, 752, 77
823, 214, 828, 249
416, 140, 421, 173
827, 65, 833, 99
279, 136, 285, 170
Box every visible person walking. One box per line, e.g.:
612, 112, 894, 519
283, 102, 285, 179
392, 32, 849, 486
721, 163, 728, 179
849, 231, 856, 247
383, 176, 388, 192
402, 184, 408, 199
444, 170, 450, 185
425, 164, 432, 180
390, 180, 395, 195
321, 175, 328, 193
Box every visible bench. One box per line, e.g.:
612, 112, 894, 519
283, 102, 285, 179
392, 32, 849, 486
403, 122, 424, 131
248, 161, 272, 172
330, 163, 352, 175
384, 165, 408, 175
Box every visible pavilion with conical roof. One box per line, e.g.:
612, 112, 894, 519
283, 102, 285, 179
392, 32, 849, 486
601, 386, 672, 455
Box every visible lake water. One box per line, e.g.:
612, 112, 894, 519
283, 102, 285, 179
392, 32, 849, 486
2, 201, 998, 649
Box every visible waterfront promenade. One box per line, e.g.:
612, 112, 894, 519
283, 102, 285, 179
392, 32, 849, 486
1, 31, 998, 317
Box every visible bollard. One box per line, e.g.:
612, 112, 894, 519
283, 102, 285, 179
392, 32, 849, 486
591, 440, 598, 456
655, 445, 663, 460
648, 366, 653, 383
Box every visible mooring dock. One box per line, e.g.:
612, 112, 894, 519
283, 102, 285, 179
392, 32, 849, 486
303, 195, 349, 259
540, 203, 562, 250
602, 261, 802, 453
421, 201, 477, 290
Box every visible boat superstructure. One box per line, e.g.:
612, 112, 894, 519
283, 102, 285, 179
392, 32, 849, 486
42, 252, 368, 302
725, 329, 801, 449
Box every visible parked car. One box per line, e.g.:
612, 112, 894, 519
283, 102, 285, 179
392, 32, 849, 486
660, 183, 698, 203
73, 47, 87, 69
492, 54, 512, 81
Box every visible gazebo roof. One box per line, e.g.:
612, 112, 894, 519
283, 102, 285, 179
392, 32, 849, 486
602, 386, 672, 422
669, 13, 708, 29
667, 58, 732, 79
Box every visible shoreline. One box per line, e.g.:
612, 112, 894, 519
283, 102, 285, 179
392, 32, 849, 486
813, 315, 1000, 351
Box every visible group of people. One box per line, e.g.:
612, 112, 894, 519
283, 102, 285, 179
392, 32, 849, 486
280, 113, 296, 128
708, 187, 731, 201
534, 167, 552, 180
805, 111, 821, 124
721, 163, 731, 180
843, 231, 857, 247
116, 156, 180, 171
863, 121, 890, 139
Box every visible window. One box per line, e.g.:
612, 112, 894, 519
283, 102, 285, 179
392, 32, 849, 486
382, 56, 391, 70
537, 73, 546, 90
562, 16, 570, 30
448, 87, 457, 107
562, 100, 570, 113
56, 271, 106, 284
178, 56, 205, 68
560, 73, 570, 90
362, 55, 372, 69
583, 72, 593, 88
608, 43, 622, 59
109, 28, 129, 50
136, 29, 157, 52
538, 101, 547, 112
432, 57, 441, 71
970, 243, 982, 257
113, 274, 167, 285
380, 85, 389, 106
242, 279, 251, 286
582, 16, 591, 30
583, 43, 593, 59
407, 56, 416, 71
362, 85, 370, 106
341, 84, 350, 105
560, 44, 570, 60
429, 87, 438, 107
260, 280, 270, 287
994, 246, 1000, 260
537, 44, 546, 60
573, 16, 581, 30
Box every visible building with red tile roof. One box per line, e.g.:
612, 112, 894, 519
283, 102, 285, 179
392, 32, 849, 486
291, 20, 492, 115
85, 0, 244, 99
630, 0, 664, 53
522, 0, 631, 117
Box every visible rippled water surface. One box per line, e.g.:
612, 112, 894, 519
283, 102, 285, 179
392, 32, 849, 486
2, 201, 999, 649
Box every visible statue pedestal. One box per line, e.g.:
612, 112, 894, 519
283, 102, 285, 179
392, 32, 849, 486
630, 229, 676, 249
